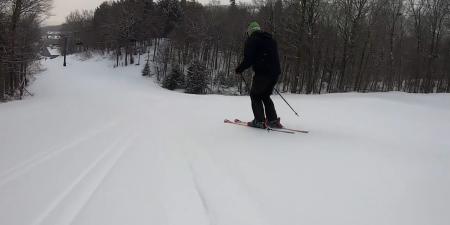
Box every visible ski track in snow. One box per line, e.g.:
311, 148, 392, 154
183, 139, 270, 225
0, 121, 118, 188
188, 163, 217, 225
1, 55, 449, 225
32, 131, 137, 225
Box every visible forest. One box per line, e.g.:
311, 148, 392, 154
1, 0, 449, 100
60, 0, 450, 94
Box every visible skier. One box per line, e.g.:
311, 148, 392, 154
235, 21, 283, 129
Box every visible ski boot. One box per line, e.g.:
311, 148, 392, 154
247, 120, 267, 129
266, 118, 283, 129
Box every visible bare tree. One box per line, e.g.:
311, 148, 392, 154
1, 0, 52, 100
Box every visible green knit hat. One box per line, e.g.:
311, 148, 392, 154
247, 21, 261, 35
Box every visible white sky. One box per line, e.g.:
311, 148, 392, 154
45, 0, 231, 26
46, 0, 104, 25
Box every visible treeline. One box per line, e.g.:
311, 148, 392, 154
60, 0, 167, 67
0, 0, 51, 101
64, 0, 450, 94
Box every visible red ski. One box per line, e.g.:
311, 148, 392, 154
234, 119, 309, 134
224, 119, 295, 134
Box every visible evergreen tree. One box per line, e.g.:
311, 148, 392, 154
163, 68, 183, 90
185, 61, 207, 94
214, 71, 226, 87
158, 0, 183, 36
142, 61, 151, 76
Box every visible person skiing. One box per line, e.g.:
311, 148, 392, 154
235, 21, 283, 129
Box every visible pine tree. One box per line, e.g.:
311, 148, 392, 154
142, 61, 150, 76
185, 61, 207, 94
163, 68, 183, 90
214, 71, 225, 86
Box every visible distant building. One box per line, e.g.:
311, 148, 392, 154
47, 31, 62, 40
42, 31, 62, 46
40, 30, 62, 58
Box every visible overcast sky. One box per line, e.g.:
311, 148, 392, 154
45, 0, 229, 26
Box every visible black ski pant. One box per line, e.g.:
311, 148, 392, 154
250, 76, 278, 122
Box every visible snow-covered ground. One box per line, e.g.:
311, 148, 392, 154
1, 55, 450, 225
46, 47, 60, 56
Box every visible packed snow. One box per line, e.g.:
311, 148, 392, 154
1, 55, 450, 225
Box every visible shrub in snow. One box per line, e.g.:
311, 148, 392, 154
214, 71, 234, 88
142, 62, 150, 76
185, 61, 207, 94
163, 68, 184, 90
176, 69, 185, 88
214, 71, 226, 87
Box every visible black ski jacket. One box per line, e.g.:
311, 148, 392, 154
235, 31, 281, 79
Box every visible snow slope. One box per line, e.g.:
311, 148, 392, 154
1, 55, 450, 225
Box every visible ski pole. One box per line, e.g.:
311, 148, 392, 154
274, 88, 300, 117
239, 73, 251, 93
239, 73, 300, 117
